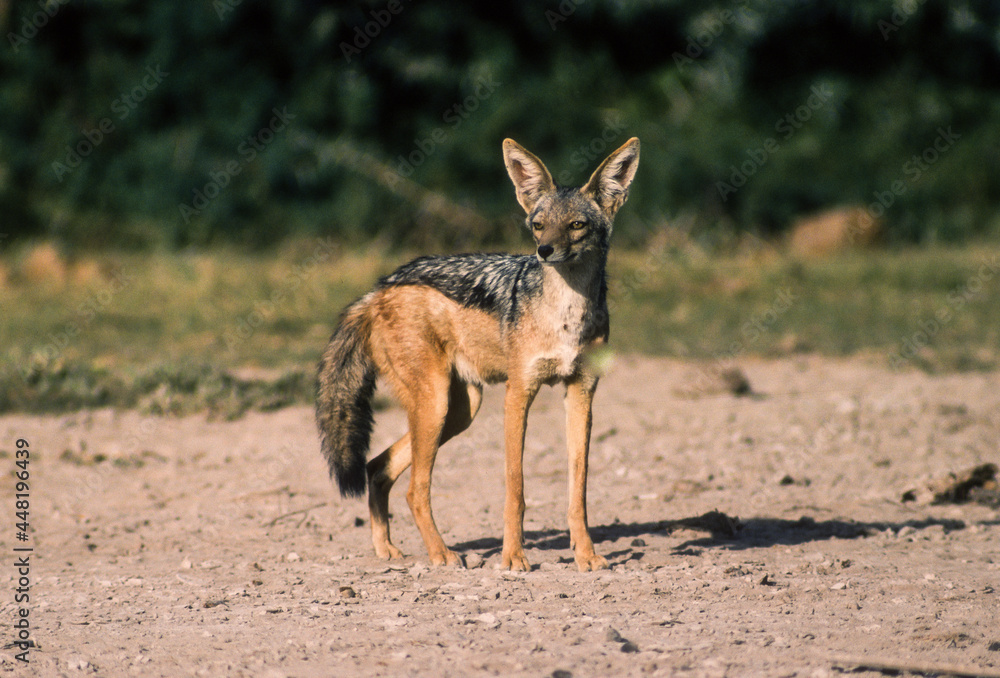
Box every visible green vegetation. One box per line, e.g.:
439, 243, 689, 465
2, 242, 997, 414
4, 0, 1000, 414
3, 0, 1000, 249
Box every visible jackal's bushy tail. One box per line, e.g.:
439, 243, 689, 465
316, 301, 377, 498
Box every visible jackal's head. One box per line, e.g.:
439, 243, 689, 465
503, 137, 639, 264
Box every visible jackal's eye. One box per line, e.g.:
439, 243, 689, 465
531, 222, 544, 231
569, 220, 587, 230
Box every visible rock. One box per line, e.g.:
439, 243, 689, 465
21, 242, 68, 286
720, 367, 752, 396
605, 626, 638, 652
674, 367, 752, 398
339, 586, 356, 598
902, 463, 998, 505
787, 206, 882, 258
605, 627, 625, 643
476, 613, 500, 629
678, 510, 742, 538
464, 553, 485, 569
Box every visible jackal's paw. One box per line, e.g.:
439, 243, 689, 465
374, 542, 405, 560
500, 551, 531, 572
429, 549, 464, 568
575, 552, 609, 572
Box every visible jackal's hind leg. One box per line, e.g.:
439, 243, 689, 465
406, 376, 483, 567
367, 433, 412, 559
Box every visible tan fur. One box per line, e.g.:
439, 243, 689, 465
359, 282, 608, 570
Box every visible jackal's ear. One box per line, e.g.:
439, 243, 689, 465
503, 139, 555, 213
582, 137, 640, 217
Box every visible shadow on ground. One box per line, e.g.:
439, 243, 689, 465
451, 511, 970, 561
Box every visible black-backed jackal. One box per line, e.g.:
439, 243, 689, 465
316, 137, 640, 571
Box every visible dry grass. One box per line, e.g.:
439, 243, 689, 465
2, 240, 998, 413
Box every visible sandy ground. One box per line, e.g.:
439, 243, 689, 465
1, 355, 998, 677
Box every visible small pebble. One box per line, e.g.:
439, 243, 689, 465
605, 627, 625, 643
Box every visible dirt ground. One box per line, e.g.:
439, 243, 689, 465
2, 355, 999, 677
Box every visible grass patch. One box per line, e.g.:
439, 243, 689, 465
0, 361, 315, 420
2, 241, 998, 415
608, 245, 1000, 371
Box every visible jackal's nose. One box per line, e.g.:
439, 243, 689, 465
537, 245, 554, 259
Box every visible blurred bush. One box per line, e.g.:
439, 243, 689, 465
1, 0, 999, 250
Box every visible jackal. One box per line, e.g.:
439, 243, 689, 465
316, 137, 640, 571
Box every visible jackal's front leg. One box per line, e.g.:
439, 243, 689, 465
565, 375, 608, 572
501, 380, 538, 571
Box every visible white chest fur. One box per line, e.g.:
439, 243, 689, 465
526, 262, 603, 382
